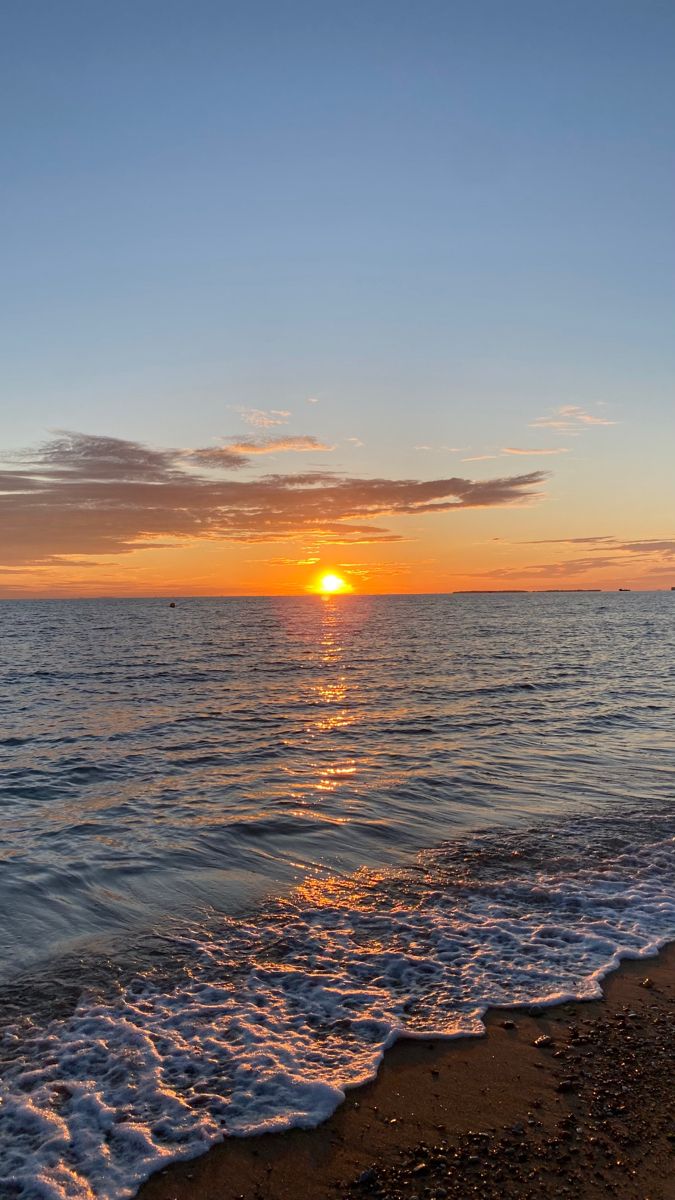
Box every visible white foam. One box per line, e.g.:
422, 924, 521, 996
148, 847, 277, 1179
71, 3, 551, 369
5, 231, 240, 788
1, 814, 674, 1200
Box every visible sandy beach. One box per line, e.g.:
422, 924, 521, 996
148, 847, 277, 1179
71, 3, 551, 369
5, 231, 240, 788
138, 942, 675, 1200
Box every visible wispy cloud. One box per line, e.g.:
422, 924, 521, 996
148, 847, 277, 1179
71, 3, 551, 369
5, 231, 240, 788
0, 431, 547, 568
530, 405, 617, 433
252, 556, 417, 580
461, 454, 500, 462
522, 535, 615, 546
483, 555, 624, 581
480, 535, 675, 584
192, 435, 332, 463
339, 560, 415, 580
615, 538, 675, 557
238, 408, 292, 428
502, 446, 569, 456
253, 556, 321, 566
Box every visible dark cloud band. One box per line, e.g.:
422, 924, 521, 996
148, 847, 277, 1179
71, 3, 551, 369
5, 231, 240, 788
0, 431, 547, 567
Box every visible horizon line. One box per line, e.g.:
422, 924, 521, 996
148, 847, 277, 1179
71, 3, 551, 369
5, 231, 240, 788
1, 588, 672, 602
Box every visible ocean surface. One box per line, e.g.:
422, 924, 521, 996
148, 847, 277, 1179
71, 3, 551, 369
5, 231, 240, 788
0, 593, 674, 1200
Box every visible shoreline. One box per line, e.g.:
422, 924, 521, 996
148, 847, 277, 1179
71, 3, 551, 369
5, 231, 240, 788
137, 941, 675, 1200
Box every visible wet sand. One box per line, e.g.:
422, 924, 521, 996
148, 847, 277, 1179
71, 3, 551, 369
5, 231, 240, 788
138, 943, 675, 1200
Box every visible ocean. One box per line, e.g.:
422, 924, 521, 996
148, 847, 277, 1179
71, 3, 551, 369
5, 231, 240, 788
0, 593, 673, 1199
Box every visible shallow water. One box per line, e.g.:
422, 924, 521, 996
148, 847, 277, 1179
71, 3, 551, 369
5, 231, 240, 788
0, 594, 673, 1198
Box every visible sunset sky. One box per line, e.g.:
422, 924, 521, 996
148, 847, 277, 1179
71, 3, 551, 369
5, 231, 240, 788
2, 0, 674, 596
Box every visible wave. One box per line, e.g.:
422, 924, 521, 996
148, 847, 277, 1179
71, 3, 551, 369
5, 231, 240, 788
0, 808, 673, 1200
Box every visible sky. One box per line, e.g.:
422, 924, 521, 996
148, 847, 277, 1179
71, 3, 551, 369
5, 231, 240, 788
1, 0, 674, 596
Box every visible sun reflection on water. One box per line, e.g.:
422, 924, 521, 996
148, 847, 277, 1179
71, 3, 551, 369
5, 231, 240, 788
269, 595, 374, 813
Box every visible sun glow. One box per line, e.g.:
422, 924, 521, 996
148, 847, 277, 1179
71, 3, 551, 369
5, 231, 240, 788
318, 572, 350, 594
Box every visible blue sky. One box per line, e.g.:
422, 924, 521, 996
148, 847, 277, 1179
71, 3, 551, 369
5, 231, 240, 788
1, 0, 674, 593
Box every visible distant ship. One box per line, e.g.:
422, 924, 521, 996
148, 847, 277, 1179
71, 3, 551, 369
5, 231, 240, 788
618, 587, 630, 592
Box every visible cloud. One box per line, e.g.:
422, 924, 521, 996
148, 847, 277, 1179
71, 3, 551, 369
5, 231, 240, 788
0, 431, 548, 568
258, 556, 321, 566
346, 437, 364, 447
502, 447, 569, 456
250, 559, 422, 581
560, 405, 616, 426
484, 556, 624, 580
461, 454, 500, 462
337, 560, 416, 579
616, 539, 675, 556
479, 534, 675, 584
522, 536, 615, 546
238, 408, 291, 428
530, 405, 617, 433
8, 430, 184, 481
521, 536, 675, 557
185, 446, 248, 469
192, 435, 332, 464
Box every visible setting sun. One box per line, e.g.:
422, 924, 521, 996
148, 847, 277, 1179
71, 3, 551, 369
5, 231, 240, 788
318, 572, 350, 594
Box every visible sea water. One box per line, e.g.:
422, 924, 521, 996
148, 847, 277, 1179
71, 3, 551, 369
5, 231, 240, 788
0, 594, 673, 1199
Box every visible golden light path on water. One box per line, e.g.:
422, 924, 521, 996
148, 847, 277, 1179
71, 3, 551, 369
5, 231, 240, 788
280, 590, 365, 820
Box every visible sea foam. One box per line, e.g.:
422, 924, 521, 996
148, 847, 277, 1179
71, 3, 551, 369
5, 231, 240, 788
1, 810, 673, 1200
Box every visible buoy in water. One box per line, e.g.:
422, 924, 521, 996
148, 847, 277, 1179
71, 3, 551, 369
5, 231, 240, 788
169, 602, 176, 608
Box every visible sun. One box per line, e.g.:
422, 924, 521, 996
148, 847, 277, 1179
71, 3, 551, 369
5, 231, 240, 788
318, 572, 350, 594
308, 569, 353, 595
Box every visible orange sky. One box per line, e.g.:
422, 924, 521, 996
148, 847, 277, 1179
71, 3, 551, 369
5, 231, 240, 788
2, 419, 674, 597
